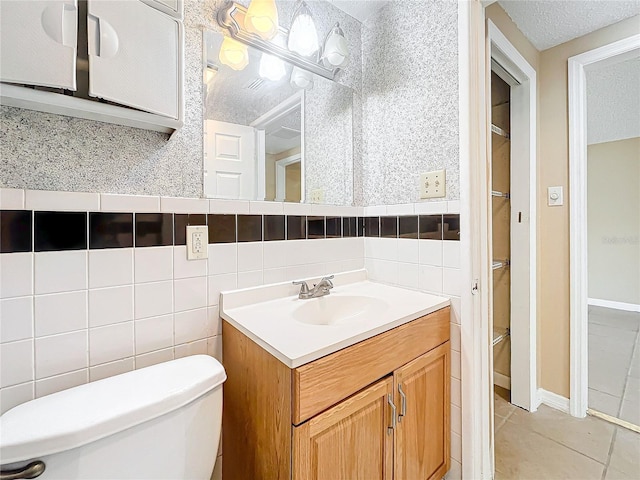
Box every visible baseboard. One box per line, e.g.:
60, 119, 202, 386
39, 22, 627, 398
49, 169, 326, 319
537, 388, 570, 413
493, 372, 511, 390
588, 298, 640, 313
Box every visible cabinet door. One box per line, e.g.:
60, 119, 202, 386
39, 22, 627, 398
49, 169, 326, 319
293, 377, 394, 480
0, 0, 77, 89
394, 342, 450, 480
87, 0, 180, 119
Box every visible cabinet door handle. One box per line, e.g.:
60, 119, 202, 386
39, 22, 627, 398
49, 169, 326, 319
398, 384, 407, 421
387, 394, 397, 435
87, 14, 119, 58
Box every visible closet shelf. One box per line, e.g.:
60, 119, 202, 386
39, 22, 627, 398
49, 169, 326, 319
491, 124, 510, 139
493, 327, 510, 347
492, 259, 510, 270
491, 190, 510, 199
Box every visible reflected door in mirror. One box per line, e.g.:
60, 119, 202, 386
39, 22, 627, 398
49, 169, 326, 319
205, 120, 256, 200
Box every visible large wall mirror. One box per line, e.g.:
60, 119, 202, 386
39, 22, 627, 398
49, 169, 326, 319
203, 29, 355, 205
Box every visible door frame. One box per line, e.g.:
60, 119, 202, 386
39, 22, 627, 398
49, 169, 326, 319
459, 1, 493, 478
487, 20, 538, 413
251, 91, 305, 203
567, 33, 640, 418
274, 153, 301, 202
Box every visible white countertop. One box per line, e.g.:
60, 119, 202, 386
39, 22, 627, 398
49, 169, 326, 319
220, 270, 450, 368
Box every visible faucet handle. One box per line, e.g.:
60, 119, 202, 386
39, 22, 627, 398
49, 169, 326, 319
292, 280, 310, 294
320, 275, 334, 288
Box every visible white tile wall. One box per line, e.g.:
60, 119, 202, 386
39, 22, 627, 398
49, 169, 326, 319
34, 290, 87, 337
0, 253, 33, 298
1, 192, 458, 473
89, 285, 134, 327
35, 251, 87, 294
0, 188, 25, 209
35, 330, 88, 379
134, 246, 173, 283
1, 297, 33, 343
89, 249, 134, 288
0, 235, 365, 412
363, 225, 463, 470
0, 339, 34, 387
25, 190, 100, 212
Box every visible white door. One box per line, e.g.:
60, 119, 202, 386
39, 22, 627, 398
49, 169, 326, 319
0, 0, 78, 89
205, 120, 256, 200
87, 0, 180, 119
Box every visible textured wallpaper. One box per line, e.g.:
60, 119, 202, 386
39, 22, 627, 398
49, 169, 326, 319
0, 0, 209, 197
360, 0, 459, 205
0, 0, 459, 206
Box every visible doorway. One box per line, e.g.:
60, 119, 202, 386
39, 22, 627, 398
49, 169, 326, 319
488, 20, 538, 413
568, 34, 640, 427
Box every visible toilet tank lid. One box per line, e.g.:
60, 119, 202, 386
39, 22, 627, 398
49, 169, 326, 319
0, 355, 226, 465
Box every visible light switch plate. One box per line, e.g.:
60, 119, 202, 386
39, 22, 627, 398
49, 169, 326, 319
419, 169, 446, 199
547, 186, 563, 206
186, 225, 208, 260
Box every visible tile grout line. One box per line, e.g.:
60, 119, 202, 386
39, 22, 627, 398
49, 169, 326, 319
503, 407, 612, 468
601, 427, 618, 480
616, 323, 640, 420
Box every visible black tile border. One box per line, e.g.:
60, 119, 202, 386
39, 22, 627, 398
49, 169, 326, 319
35, 211, 87, 252
90, 212, 134, 249
1, 210, 32, 253
0, 209, 460, 253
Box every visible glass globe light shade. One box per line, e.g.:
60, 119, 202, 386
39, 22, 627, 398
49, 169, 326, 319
287, 1, 319, 57
218, 36, 249, 71
290, 67, 313, 90
245, 0, 279, 40
322, 24, 349, 68
259, 52, 286, 81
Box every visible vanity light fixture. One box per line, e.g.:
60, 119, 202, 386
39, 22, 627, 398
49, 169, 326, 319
218, 36, 249, 71
217, 2, 348, 80
287, 1, 319, 57
290, 66, 313, 90
259, 52, 286, 81
244, 0, 279, 40
321, 23, 349, 68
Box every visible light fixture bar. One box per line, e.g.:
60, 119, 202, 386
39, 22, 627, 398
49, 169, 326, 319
217, 2, 338, 80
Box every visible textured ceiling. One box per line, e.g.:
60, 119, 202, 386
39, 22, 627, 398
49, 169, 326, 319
586, 55, 640, 145
324, 0, 390, 22
498, 1, 640, 51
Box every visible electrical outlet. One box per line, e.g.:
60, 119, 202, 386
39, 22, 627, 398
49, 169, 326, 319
419, 169, 446, 199
309, 189, 324, 203
186, 225, 208, 260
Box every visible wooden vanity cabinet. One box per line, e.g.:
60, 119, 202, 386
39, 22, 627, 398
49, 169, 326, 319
222, 306, 450, 480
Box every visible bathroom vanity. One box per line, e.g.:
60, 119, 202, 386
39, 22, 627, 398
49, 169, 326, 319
220, 272, 450, 480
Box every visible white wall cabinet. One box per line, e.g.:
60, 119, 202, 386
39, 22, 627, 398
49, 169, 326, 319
0, 0, 78, 90
0, 0, 184, 134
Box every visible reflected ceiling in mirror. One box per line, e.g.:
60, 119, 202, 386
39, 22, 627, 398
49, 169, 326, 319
203, 29, 354, 205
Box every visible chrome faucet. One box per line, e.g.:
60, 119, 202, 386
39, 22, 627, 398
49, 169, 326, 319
293, 275, 334, 300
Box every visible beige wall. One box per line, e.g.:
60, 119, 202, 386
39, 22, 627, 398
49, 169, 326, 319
486, 6, 640, 398
538, 16, 640, 398
587, 137, 640, 305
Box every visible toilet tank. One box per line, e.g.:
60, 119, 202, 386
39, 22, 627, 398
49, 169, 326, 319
0, 355, 226, 480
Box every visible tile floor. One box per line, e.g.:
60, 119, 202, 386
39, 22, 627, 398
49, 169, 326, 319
588, 306, 640, 426
494, 387, 640, 479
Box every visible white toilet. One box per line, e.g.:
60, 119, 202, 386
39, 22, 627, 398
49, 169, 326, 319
0, 355, 226, 480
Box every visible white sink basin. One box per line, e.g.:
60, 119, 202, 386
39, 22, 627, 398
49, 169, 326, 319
293, 295, 389, 326
220, 270, 450, 367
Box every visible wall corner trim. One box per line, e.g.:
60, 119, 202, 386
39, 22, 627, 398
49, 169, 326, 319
536, 388, 570, 414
